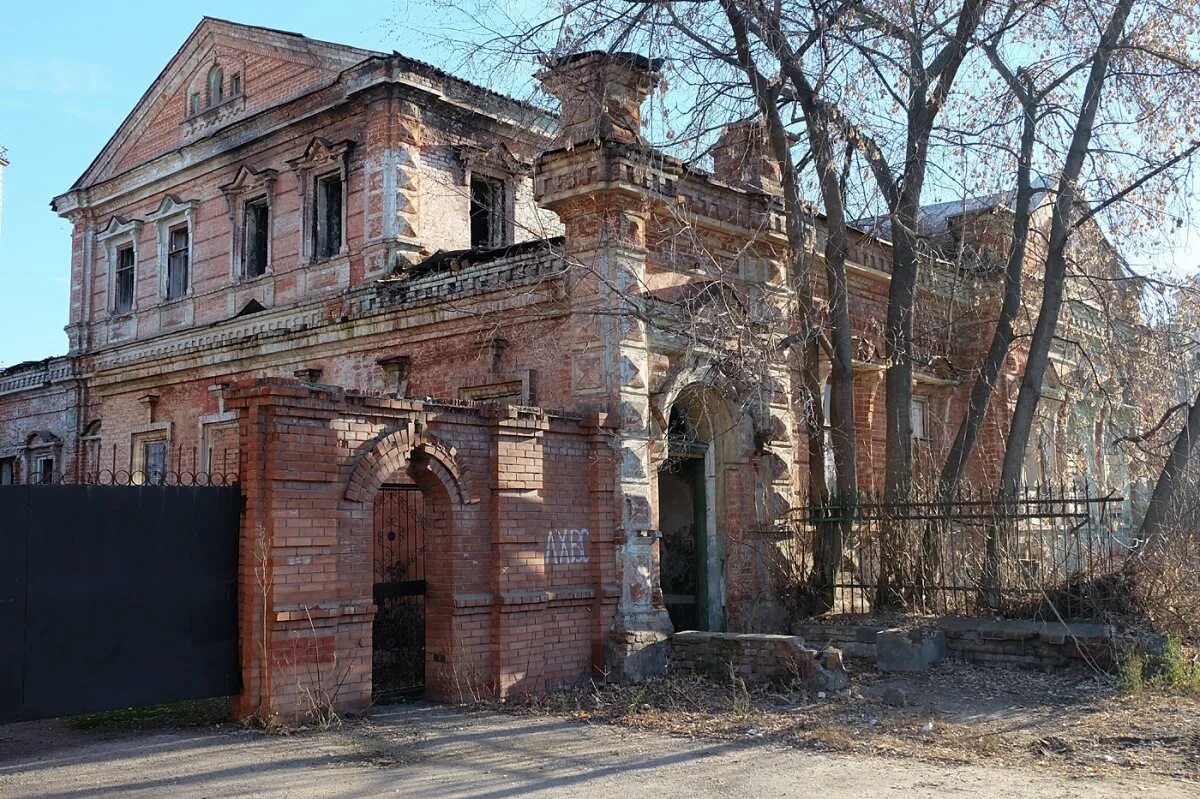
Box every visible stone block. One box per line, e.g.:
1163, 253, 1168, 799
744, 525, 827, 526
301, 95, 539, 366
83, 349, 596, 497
876, 628, 947, 673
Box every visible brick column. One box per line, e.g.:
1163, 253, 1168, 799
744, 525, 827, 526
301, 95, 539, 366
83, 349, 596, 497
226, 380, 370, 722
489, 408, 549, 695
362, 91, 423, 279
536, 52, 673, 681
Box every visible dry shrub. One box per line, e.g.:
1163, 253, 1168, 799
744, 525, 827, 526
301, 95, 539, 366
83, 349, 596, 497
1122, 533, 1200, 643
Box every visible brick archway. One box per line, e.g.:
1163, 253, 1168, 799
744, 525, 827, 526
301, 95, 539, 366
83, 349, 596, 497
344, 425, 475, 506
341, 425, 478, 702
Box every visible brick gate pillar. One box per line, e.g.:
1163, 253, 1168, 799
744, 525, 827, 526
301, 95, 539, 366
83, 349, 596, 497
488, 408, 549, 695
226, 380, 371, 723
536, 51, 673, 680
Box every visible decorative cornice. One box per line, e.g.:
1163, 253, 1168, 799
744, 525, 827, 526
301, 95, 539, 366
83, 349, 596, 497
97, 215, 144, 241
287, 137, 354, 172
147, 194, 200, 221
218, 164, 278, 196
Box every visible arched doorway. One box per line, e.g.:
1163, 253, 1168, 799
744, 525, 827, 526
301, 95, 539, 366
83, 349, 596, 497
344, 429, 467, 704
371, 479, 429, 701
657, 387, 732, 632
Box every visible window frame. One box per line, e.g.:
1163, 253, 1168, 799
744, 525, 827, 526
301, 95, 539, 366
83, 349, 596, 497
35, 455, 55, 485
242, 196, 271, 278
113, 244, 136, 314
148, 196, 198, 303
911, 396, 930, 442
288, 138, 353, 265
207, 65, 224, 107
131, 427, 170, 486
165, 223, 190, 301
0, 457, 15, 485
97, 216, 143, 317
468, 173, 512, 250
313, 171, 344, 260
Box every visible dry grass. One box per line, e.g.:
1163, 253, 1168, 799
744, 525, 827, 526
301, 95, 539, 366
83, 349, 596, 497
493, 662, 1200, 782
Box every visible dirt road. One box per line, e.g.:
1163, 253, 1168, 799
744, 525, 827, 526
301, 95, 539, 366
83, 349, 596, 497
0, 703, 1191, 798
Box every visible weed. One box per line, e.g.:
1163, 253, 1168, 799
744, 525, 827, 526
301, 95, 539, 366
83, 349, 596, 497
67, 698, 230, 731
1119, 636, 1200, 696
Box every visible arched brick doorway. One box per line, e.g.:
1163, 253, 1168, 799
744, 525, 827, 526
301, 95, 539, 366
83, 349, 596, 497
344, 430, 470, 702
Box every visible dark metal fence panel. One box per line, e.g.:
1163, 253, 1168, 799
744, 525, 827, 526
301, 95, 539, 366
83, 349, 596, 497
0, 483, 240, 723
766, 484, 1130, 618
0, 489, 29, 718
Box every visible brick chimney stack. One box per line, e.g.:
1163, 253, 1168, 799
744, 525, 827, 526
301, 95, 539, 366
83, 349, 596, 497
537, 51, 664, 148
711, 121, 782, 195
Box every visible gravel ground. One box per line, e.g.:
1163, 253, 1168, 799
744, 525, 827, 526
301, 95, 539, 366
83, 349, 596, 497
0, 702, 1194, 798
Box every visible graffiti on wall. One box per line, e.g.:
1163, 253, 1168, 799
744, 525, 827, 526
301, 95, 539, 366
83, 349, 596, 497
546, 528, 590, 566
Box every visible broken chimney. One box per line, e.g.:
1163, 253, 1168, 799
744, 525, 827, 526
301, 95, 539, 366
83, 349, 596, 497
537, 51, 664, 148
712, 121, 782, 194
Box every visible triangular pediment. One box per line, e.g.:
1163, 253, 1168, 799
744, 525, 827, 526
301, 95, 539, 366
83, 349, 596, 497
97, 215, 142, 241
459, 142, 533, 178
72, 17, 381, 191
219, 164, 278, 194
287, 137, 355, 169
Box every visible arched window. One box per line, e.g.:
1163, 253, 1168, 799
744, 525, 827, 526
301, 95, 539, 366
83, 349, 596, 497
207, 65, 224, 106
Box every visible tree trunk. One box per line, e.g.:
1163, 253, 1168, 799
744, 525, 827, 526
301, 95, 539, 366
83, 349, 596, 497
723, 0, 853, 612
1136, 386, 1200, 554
991, 0, 1135, 600
925, 80, 1039, 601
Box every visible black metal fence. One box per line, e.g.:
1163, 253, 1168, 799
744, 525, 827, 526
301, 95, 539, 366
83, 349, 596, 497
9, 445, 238, 487
0, 479, 241, 722
770, 483, 1131, 617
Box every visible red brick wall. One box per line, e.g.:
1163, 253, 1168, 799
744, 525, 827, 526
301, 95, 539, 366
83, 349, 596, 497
223, 380, 610, 720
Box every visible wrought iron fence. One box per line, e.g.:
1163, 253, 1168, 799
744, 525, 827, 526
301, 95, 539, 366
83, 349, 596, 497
5, 445, 238, 487
769, 483, 1131, 617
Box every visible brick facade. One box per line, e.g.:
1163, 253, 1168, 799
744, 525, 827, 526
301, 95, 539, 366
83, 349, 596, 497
0, 19, 1168, 718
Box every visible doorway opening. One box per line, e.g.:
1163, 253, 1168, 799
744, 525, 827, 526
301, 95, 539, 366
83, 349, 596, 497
658, 404, 715, 631
372, 483, 427, 701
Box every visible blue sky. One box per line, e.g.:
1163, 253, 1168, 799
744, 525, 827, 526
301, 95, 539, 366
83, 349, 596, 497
0, 1, 470, 367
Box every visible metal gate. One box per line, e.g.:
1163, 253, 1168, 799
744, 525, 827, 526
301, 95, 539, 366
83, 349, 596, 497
0, 484, 240, 723
372, 485, 427, 700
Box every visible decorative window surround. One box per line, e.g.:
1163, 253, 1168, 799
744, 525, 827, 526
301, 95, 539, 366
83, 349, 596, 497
198, 412, 238, 473
288, 137, 353, 264
131, 422, 171, 484
459, 142, 531, 185
148, 195, 199, 302
182, 56, 247, 136
98, 215, 143, 316
459, 143, 526, 249
22, 431, 62, 485
221, 165, 278, 282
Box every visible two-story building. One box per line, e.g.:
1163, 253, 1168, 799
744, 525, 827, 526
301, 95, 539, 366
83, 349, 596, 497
0, 18, 1168, 719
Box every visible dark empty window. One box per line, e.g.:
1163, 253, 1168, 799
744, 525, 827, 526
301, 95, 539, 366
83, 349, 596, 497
166, 224, 189, 299
143, 440, 167, 484
207, 65, 224, 106
114, 244, 135, 313
470, 175, 509, 249
244, 198, 269, 277
0, 458, 14, 485
36, 456, 54, 485
314, 173, 343, 259
230, 73, 242, 96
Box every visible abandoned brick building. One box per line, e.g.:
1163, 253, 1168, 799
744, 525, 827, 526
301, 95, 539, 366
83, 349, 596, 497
0, 18, 1162, 718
